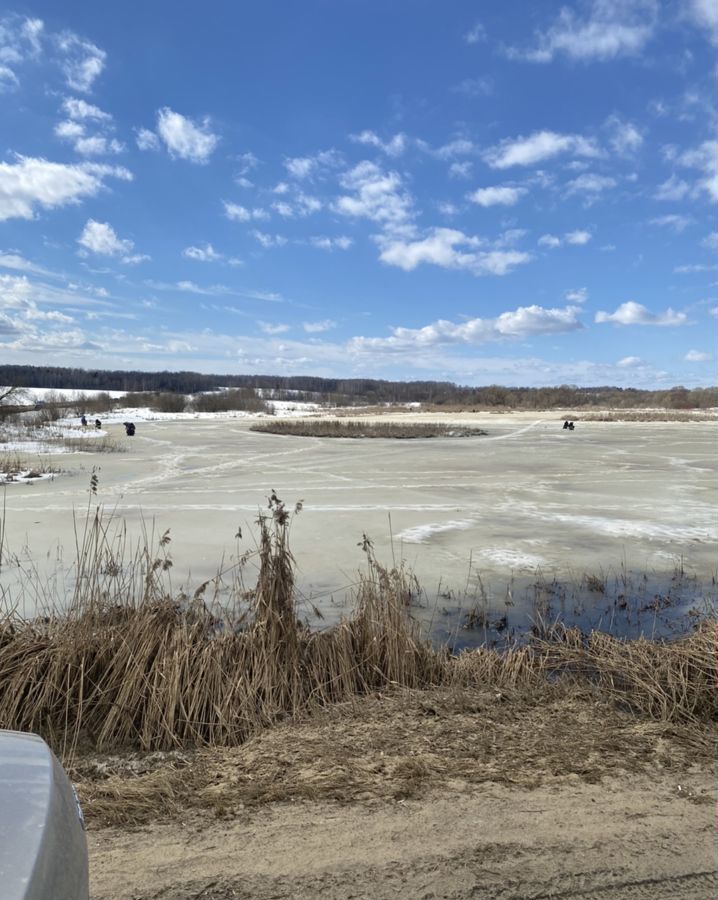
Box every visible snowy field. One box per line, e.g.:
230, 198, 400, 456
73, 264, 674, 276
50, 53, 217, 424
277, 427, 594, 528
1, 402, 716, 625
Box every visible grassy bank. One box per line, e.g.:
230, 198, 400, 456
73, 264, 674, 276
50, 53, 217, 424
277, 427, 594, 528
0, 498, 715, 761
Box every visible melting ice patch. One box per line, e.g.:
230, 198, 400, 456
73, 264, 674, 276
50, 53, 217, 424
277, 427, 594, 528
477, 548, 547, 570
397, 519, 475, 544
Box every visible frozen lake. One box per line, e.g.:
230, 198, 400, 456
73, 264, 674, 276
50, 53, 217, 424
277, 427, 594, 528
1, 411, 716, 629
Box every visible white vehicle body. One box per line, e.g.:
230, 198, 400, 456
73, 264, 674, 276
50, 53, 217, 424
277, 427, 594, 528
0, 730, 89, 900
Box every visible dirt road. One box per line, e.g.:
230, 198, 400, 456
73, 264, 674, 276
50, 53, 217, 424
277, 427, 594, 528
83, 686, 716, 899
88, 774, 716, 900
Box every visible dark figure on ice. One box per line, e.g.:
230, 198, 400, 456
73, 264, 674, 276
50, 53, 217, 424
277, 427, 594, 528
563, 420, 569, 429
80, 415, 87, 426
94, 419, 102, 429
123, 422, 135, 436
568, 421, 575, 430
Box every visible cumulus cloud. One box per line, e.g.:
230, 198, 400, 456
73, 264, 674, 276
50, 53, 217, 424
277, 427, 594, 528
349, 303, 583, 353
284, 149, 342, 180
654, 175, 690, 201
135, 128, 160, 151
77, 219, 148, 264
506, 0, 658, 63
685, 349, 712, 361
271, 192, 322, 218
565, 229, 592, 245
155, 107, 219, 163
566, 173, 617, 198
484, 130, 600, 169
565, 288, 588, 303
55, 30, 106, 92
606, 116, 643, 155
350, 131, 406, 157
595, 301, 687, 326
183, 243, 221, 262
334, 161, 414, 231
251, 231, 287, 248
675, 140, 718, 201
617, 356, 642, 367
377, 227, 531, 277
0, 156, 131, 221
62, 96, 112, 122
468, 185, 526, 207
538, 234, 562, 248
55, 117, 123, 156
309, 236, 353, 251
223, 202, 269, 222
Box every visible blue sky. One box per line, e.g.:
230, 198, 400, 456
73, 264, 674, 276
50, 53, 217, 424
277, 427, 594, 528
0, 0, 716, 387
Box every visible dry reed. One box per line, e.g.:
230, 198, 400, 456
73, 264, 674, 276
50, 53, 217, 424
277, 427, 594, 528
0, 500, 715, 760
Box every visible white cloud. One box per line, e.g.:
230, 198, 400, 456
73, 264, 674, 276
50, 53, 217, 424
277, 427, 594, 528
648, 214, 692, 232
676, 140, 718, 201
449, 161, 473, 179
617, 356, 642, 367
565, 230, 592, 245
284, 149, 342, 180
538, 234, 562, 248
55, 30, 106, 92
77, 219, 147, 264
334, 161, 414, 231
303, 319, 336, 333
463, 21, 486, 44
309, 236, 353, 251
484, 130, 600, 169
606, 116, 643, 155
0, 155, 131, 221
702, 232, 718, 251
350, 131, 406, 157
183, 243, 221, 262
687, 0, 718, 43
349, 303, 583, 352
565, 287, 588, 303
258, 321, 290, 335
56, 124, 123, 156
507, 0, 658, 63
156, 107, 219, 163
251, 231, 287, 248
685, 349, 712, 362
468, 185, 526, 207
435, 138, 475, 160
595, 301, 687, 326
223, 202, 269, 222
377, 227, 531, 277
654, 175, 690, 201
566, 173, 617, 197
62, 96, 111, 121
136, 128, 160, 151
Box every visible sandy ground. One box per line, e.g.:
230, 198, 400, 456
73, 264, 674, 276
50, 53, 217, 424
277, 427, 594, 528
81, 686, 717, 900
2, 411, 716, 620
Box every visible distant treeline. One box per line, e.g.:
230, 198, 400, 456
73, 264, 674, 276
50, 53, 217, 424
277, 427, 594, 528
1, 365, 716, 409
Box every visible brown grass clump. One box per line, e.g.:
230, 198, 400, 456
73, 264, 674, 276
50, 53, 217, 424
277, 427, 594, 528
0, 499, 715, 766
250, 420, 487, 438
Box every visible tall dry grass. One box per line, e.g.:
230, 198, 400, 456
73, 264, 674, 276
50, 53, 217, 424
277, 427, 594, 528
0, 498, 715, 759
